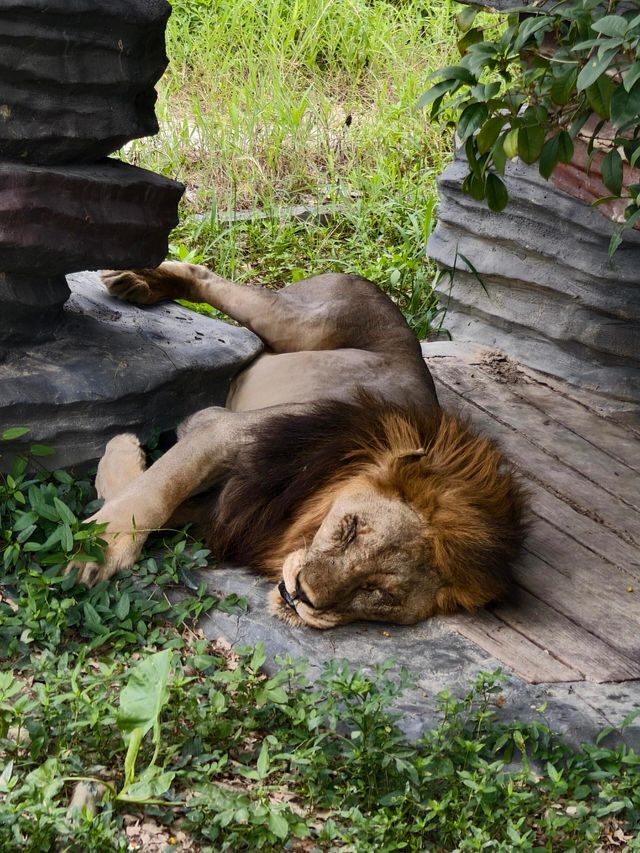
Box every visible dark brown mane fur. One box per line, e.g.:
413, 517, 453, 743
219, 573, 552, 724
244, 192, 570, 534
203, 391, 527, 612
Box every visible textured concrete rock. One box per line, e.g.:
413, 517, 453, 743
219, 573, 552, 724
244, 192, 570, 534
0, 0, 170, 164
0, 271, 263, 470
195, 566, 640, 749
428, 153, 640, 403
0, 160, 183, 277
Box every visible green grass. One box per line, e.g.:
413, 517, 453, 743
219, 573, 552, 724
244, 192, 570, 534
2, 439, 640, 851
127, 0, 460, 337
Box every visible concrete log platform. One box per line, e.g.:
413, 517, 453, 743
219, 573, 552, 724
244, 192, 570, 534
0, 271, 262, 470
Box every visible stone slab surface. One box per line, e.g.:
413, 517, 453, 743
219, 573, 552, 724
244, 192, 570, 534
0, 160, 184, 277
0, 0, 170, 163
198, 567, 640, 750
0, 271, 263, 469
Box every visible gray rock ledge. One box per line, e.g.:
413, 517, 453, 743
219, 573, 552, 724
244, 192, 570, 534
0, 271, 262, 470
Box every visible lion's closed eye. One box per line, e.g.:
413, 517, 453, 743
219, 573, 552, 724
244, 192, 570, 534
338, 514, 359, 547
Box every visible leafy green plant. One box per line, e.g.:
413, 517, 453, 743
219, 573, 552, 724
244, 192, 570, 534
116, 649, 174, 802
421, 0, 640, 254
2, 439, 640, 851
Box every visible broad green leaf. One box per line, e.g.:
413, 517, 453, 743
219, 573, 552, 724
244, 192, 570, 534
458, 102, 488, 141
469, 81, 500, 102
462, 42, 498, 77
503, 127, 519, 159
30, 444, 55, 457
415, 79, 457, 110
573, 38, 604, 52
462, 171, 486, 201
457, 6, 477, 33
257, 741, 270, 778
434, 65, 477, 85
539, 136, 560, 180
465, 137, 484, 179
601, 148, 623, 196
595, 800, 626, 817
623, 61, 640, 93
16, 524, 37, 544
558, 130, 574, 163
485, 173, 509, 212
53, 497, 76, 525
0, 760, 13, 793
117, 649, 172, 739
268, 811, 289, 840
477, 116, 507, 154
597, 38, 623, 60
513, 16, 552, 52
591, 15, 628, 38
492, 134, 507, 175
587, 75, 614, 118
550, 67, 577, 106
576, 47, 618, 92
518, 125, 545, 164
457, 27, 484, 57
610, 81, 640, 129
61, 523, 74, 554
250, 644, 267, 672
115, 592, 131, 621
118, 766, 175, 803
1, 427, 29, 441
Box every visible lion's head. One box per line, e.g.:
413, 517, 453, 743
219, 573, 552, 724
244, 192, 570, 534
207, 395, 527, 629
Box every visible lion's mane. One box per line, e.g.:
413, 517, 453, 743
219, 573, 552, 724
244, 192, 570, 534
200, 391, 527, 613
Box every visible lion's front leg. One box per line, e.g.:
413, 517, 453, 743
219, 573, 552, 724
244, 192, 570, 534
67, 409, 234, 586
67, 405, 307, 588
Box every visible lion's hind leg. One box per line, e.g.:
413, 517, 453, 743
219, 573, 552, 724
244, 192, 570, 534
101, 262, 192, 305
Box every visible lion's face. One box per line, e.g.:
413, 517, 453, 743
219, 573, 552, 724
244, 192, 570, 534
269, 484, 440, 629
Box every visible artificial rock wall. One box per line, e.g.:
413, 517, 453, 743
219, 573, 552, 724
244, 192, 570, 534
428, 151, 640, 406
0, 0, 262, 469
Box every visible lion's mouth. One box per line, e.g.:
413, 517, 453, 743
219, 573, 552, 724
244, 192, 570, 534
278, 579, 298, 610
278, 576, 314, 612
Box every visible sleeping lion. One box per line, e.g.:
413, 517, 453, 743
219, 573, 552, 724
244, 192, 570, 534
67, 263, 526, 628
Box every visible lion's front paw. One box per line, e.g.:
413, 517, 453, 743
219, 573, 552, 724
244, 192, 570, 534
65, 500, 150, 587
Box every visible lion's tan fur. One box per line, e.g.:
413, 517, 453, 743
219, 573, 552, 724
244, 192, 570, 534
68, 263, 527, 629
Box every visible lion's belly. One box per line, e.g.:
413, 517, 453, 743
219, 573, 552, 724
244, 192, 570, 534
226, 349, 431, 411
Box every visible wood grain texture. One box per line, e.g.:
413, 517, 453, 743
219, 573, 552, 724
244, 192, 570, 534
427, 347, 640, 684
